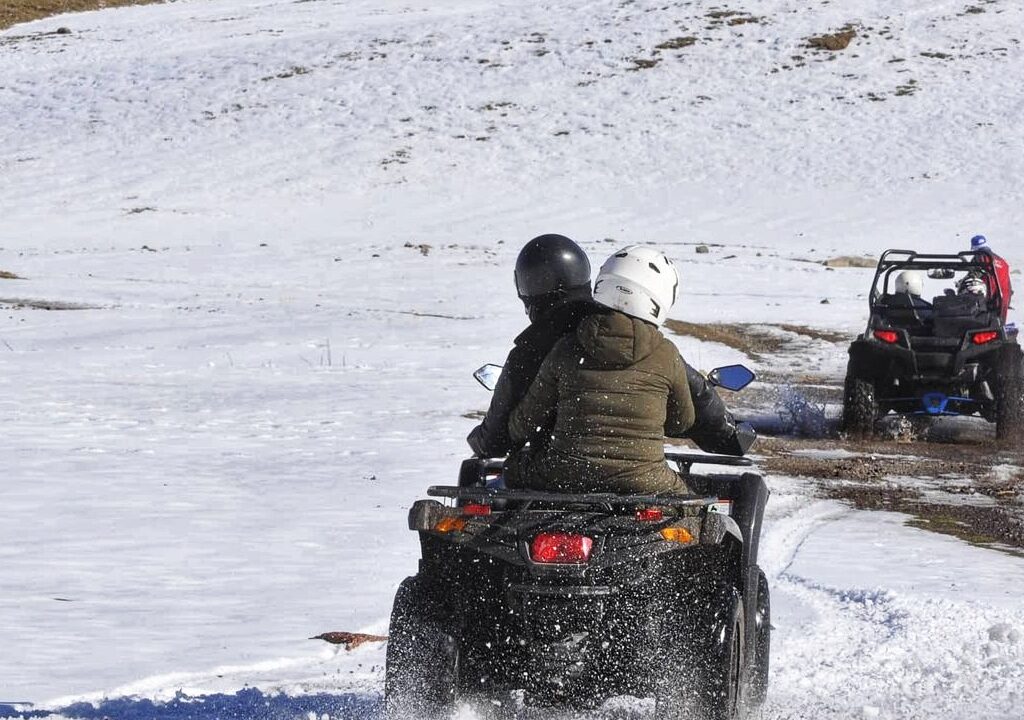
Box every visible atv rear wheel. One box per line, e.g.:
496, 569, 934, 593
843, 376, 878, 439
996, 348, 1024, 445
745, 569, 771, 709
384, 576, 458, 718
656, 584, 745, 720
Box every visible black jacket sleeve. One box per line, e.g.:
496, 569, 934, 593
684, 363, 746, 455
466, 301, 597, 457
466, 337, 546, 457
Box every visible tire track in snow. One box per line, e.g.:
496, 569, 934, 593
760, 475, 1024, 720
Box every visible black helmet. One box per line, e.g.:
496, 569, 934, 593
514, 234, 591, 300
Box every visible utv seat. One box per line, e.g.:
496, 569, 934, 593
930, 294, 992, 338
875, 293, 932, 333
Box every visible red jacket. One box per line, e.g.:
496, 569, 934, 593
979, 250, 1013, 321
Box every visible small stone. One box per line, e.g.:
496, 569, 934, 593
695, 245, 710, 254
820, 298, 831, 304
55, 27, 72, 35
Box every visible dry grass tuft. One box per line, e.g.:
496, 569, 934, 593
1, 1, 163, 31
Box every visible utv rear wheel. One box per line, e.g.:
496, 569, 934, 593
385, 576, 458, 718
996, 348, 1024, 445
843, 376, 878, 439
657, 584, 745, 720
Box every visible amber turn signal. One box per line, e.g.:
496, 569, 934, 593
433, 516, 468, 533
660, 527, 695, 544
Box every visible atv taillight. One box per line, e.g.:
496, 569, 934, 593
636, 507, 664, 522
873, 329, 900, 344
972, 330, 999, 345
530, 532, 593, 564
463, 503, 492, 517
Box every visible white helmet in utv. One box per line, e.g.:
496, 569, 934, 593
593, 245, 679, 326
957, 273, 987, 296
894, 270, 924, 297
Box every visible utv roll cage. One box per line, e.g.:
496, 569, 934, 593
869, 249, 1003, 311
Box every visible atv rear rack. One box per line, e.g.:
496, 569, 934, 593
664, 452, 754, 472
427, 486, 720, 508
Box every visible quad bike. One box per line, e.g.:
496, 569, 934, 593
385, 365, 770, 719
843, 249, 1023, 443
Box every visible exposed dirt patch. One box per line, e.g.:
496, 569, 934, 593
655, 36, 697, 51
1, 0, 163, 30
776, 324, 850, 345
821, 255, 877, 268
665, 320, 847, 361
627, 57, 660, 71
807, 24, 858, 52
758, 435, 1024, 551
0, 297, 99, 310
665, 319, 785, 359
0, 271, 22, 280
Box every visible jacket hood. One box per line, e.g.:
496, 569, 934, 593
576, 310, 661, 368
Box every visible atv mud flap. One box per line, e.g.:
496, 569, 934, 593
510, 586, 610, 705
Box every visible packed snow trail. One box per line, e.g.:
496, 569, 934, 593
1, 0, 1022, 716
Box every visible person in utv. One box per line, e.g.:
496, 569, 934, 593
467, 237, 749, 463
970, 235, 1013, 322
504, 246, 748, 495
892, 270, 931, 310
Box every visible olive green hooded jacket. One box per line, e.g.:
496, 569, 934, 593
506, 309, 696, 494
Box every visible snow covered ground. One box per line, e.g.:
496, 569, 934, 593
1, 0, 1022, 717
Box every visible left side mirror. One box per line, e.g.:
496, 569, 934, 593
473, 364, 503, 391
707, 364, 756, 391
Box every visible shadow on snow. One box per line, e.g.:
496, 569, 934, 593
0, 688, 380, 720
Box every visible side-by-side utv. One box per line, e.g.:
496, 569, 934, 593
843, 249, 1022, 442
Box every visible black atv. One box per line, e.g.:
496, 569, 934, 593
843, 249, 1023, 442
385, 368, 770, 720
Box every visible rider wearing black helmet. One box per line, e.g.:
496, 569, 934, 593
467, 234, 753, 459
467, 234, 597, 457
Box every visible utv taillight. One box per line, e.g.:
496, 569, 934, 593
972, 331, 999, 345
463, 503, 492, 517
873, 329, 900, 344
530, 532, 593, 564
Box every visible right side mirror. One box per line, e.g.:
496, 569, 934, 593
928, 268, 956, 280
707, 364, 756, 391
473, 364, 503, 391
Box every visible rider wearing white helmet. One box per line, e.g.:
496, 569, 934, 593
505, 245, 749, 494
893, 270, 931, 309
957, 272, 988, 297
592, 245, 679, 326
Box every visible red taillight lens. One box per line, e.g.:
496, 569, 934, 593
636, 507, 664, 522
873, 329, 900, 344
530, 533, 594, 564
463, 503, 492, 517
972, 331, 999, 345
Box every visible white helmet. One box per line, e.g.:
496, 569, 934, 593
593, 245, 679, 326
957, 273, 987, 296
894, 270, 924, 297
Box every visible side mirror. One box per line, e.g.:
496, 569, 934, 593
473, 364, 503, 391
928, 268, 956, 280
707, 364, 756, 391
